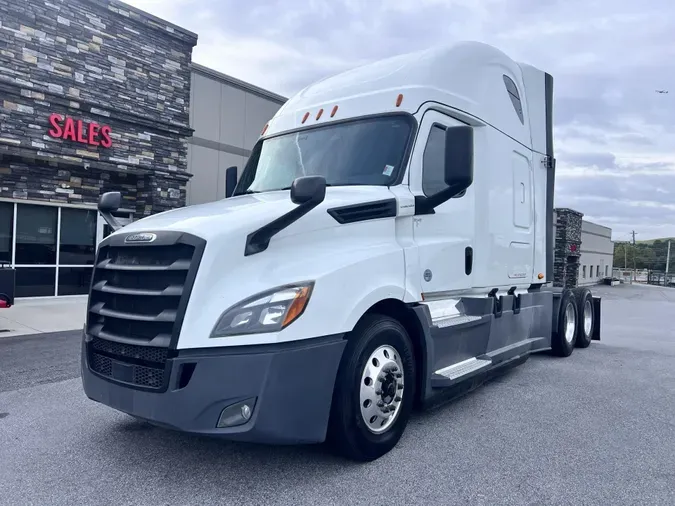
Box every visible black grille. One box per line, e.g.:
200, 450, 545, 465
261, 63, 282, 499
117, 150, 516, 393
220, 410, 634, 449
85, 231, 205, 391
91, 336, 168, 363
89, 351, 165, 389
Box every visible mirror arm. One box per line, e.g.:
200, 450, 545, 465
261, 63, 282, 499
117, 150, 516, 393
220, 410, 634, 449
225, 166, 238, 198
244, 199, 321, 256
414, 184, 465, 215
99, 211, 122, 232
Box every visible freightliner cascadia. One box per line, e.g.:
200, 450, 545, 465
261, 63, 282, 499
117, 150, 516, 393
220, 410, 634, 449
82, 41, 601, 461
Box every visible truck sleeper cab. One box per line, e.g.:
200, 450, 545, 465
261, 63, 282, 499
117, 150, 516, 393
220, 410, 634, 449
81, 41, 602, 462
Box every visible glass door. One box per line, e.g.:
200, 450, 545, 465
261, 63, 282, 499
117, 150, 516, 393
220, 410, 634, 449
14, 203, 58, 297
57, 207, 97, 296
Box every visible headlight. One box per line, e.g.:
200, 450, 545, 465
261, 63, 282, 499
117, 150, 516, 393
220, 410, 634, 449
210, 282, 314, 337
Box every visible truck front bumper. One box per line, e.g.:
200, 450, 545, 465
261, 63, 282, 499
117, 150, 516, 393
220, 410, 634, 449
81, 333, 346, 445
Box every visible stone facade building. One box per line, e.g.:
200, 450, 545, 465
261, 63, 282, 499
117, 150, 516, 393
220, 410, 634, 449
0, 0, 287, 298
0, 0, 197, 215
552, 208, 614, 288
0, 0, 200, 297
552, 208, 583, 288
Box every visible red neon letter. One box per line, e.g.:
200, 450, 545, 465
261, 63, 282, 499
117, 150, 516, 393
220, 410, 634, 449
88, 122, 100, 146
76, 120, 87, 144
99, 125, 112, 148
62, 117, 76, 141
48, 113, 63, 138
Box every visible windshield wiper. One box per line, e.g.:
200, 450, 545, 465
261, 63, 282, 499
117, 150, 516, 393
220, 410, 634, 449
278, 183, 332, 191
237, 184, 331, 196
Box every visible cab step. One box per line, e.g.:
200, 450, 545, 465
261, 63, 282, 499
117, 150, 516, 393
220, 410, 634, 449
431, 357, 492, 387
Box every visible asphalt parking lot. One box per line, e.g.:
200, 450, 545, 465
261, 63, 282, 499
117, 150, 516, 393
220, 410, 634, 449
1, 283, 674, 506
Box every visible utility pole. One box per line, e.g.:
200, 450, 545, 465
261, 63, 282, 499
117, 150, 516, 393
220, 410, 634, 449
631, 231, 637, 282
666, 239, 671, 275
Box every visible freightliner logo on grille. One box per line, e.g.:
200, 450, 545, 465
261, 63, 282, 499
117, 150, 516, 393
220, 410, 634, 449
124, 232, 157, 244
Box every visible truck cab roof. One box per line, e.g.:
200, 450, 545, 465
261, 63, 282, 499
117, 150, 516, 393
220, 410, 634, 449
265, 41, 547, 154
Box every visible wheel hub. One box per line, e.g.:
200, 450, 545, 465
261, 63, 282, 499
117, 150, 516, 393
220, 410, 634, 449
564, 302, 576, 344
583, 299, 593, 335
360, 345, 405, 434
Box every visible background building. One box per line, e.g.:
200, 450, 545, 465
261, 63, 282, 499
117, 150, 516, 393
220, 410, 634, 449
578, 219, 614, 286
185, 64, 285, 205
0, 0, 200, 297
0, 0, 286, 298
553, 208, 614, 288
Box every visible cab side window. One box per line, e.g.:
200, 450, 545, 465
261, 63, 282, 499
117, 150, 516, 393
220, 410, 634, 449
422, 125, 465, 198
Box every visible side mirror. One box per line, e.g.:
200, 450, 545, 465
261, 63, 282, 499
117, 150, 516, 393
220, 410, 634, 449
98, 191, 121, 213
291, 175, 327, 205
244, 175, 327, 256
97, 191, 122, 232
415, 125, 474, 214
225, 166, 238, 198
444, 125, 473, 192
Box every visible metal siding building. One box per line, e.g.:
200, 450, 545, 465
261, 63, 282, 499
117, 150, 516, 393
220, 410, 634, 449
578, 220, 614, 285
185, 64, 286, 206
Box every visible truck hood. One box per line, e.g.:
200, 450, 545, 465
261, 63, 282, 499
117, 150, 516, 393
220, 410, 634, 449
115, 186, 398, 242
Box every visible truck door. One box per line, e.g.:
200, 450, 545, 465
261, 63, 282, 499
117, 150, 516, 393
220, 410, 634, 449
509, 150, 535, 281
409, 111, 475, 295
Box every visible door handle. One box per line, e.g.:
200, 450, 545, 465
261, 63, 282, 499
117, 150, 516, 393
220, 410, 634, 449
465, 246, 473, 275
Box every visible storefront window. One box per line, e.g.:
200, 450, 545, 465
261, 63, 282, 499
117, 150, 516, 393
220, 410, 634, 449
0, 202, 12, 264
15, 267, 57, 298
59, 208, 97, 265
15, 204, 57, 265
5, 202, 100, 297
58, 267, 94, 296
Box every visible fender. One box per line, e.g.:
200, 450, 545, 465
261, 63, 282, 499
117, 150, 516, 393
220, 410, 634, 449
343, 285, 408, 332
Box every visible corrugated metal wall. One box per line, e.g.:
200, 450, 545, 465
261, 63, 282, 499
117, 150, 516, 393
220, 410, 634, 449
186, 66, 285, 205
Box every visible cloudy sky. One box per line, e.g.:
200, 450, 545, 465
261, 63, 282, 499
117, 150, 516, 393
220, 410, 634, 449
125, 0, 675, 241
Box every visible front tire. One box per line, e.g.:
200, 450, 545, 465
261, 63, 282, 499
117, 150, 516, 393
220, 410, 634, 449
551, 290, 578, 357
327, 314, 416, 462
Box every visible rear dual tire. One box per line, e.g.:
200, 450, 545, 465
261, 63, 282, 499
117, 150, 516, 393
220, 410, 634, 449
551, 287, 597, 356
327, 314, 416, 462
551, 289, 578, 357
572, 287, 595, 348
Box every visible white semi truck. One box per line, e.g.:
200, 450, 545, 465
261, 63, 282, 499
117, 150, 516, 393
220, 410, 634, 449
81, 41, 601, 462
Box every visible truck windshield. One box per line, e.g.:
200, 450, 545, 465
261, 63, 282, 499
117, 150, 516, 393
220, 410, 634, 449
234, 115, 413, 195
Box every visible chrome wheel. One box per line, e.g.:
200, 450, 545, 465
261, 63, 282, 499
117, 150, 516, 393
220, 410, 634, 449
564, 302, 576, 344
359, 345, 405, 434
583, 299, 593, 336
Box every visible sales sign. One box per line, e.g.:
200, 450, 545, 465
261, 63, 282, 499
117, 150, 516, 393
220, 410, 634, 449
47, 113, 112, 148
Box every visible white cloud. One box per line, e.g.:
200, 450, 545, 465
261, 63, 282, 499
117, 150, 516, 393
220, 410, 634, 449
123, 0, 675, 239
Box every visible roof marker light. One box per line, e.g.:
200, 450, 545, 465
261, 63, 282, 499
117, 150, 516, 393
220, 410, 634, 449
316, 108, 324, 120
330, 105, 338, 117
261, 123, 268, 135
302, 112, 310, 123
396, 94, 403, 107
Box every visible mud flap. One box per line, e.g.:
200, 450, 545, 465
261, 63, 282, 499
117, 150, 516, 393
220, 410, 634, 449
592, 296, 601, 340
